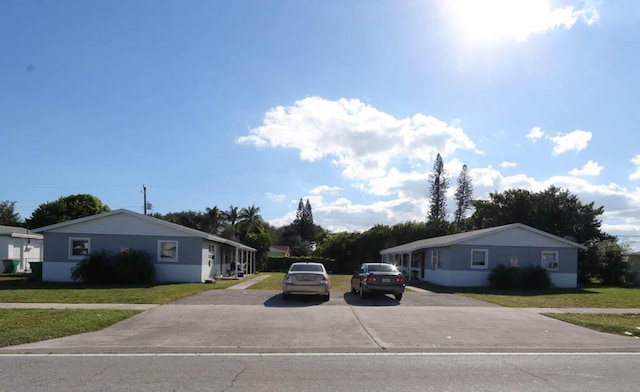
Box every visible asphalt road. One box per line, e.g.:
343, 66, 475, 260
1, 353, 640, 391
2, 289, 639, 354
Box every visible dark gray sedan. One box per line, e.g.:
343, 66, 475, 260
351, 263, 406, 301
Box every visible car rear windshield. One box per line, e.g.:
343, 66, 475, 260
290, 264, 325, 272
367, 264, 397, 272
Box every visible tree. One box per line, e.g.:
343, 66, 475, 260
27, 194, 111, 228
0, 200, 22, 226
471, 186, 608, 244
162, 210, 208, 231
238, 204, 264, 241
204, 206, 224, 235
453, 164, 474, 226
301, 199, 314, 240
222, 205, 240, 240
427, 153, 448, 222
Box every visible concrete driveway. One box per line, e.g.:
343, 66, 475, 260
2, 289, 640, 354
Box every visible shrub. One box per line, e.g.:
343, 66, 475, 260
488, 265, 552, 290
71, 249, 155, 284
520, 266, 552, 289
112, 249, 155, 284
488, 265, 521, 289
71, 250, 114, 284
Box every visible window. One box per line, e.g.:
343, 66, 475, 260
431, 250, 440, 269
69, 238, 90, 259
471, 249, 488, 269
542, 251, 559, 270
158, 240, 178, 262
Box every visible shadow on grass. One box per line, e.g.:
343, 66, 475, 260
408, 280, 604, 297
0, 273, 174, 290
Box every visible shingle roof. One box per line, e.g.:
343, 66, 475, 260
33, 209, 255, 251
380, 223, 587, 254
0, 225, 43, 239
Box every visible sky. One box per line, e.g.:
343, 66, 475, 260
2, 0, 640, 250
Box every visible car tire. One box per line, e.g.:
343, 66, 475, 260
351, 281, 357, 293
359, 285, 367, 299
395, 293, 403, 301
324, 293, 330, 302
283, 293, 290, 300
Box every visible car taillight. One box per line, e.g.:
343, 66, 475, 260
366, 275, 377, 283
284, 275, 291, 283
321, 276, 328, 283
396, 275, 406, 283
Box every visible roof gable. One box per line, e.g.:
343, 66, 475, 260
33, 209, 255, 251
380, 223, 588, 254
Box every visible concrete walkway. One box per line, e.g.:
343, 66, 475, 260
226, 274, 272, 290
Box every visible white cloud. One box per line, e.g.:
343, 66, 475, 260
549, 130, 592, 156
309, 185, 343, 195
445, 0, 600, 43
630, 155, 640, 180
526, 126, 544, 142
265, 192, 286, 202
499, 161, 517, 168
238, 97, 482, 182
569, 160, 603, 177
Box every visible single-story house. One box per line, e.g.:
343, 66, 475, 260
268, 245, 290, 257
380, 223, 588, 288
32, 209, 256, 283
0, 225, 44, 272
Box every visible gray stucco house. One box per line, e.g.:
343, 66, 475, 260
380, 223, 588, 288
33, 209, 256, 283
0, 225, 44, 272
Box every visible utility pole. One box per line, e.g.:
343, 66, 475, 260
143, 185, 147, 215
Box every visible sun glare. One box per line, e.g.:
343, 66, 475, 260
444, 0, 591, 43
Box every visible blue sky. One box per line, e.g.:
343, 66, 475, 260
2, 0, 640, 249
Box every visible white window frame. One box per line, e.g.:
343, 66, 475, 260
542, 251, 559, 270
470, 249, 489, 269
431, 250, 440, 270
157, 240, 178, 262
69, 237, 90, 259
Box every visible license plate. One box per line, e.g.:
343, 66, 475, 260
302, 275, 314, 281
382, 278, 390, 283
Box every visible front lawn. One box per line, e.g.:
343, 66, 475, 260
544, 313, 640, 338
0, 274, 245, 304
0, 308, 140, 348
410, 281, 640, 308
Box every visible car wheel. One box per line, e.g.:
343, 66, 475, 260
395, 293, 403, 301
351, 281, 357, 293
283, 293, 290, 300
324, 293, 330, 302
359, 285, 367, 299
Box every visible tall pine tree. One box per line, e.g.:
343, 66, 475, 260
454, 164, 474, 226
427, 153, 449, 222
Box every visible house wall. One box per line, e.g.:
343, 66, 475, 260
0, 236, 44, 272
42, 232, 204, 282
423, 245, 579, 288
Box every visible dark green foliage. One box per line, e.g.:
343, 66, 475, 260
488, 265, 521, 289
597, 240, 628, 286
71, 250, 114, 284
71, 250, 155, 284
259, 256, 330, 273
488, 265, 552, 290
243, 230, 271, 270
453, 164, 474, 227
428, 153, 449, 221
520, 267, 552, 289
0, 200, 22, 226
27, 194, 111, 229
112, 250, 155, 284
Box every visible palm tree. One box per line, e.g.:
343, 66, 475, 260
238, 204, 263, 239
205, 206, 223, 235
223, 205, 240, 240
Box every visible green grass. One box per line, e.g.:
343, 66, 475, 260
0, 274, 246, 304
0, 308, 141, 347
543, 313, 640, 338
409, 281, 640, 308
248, 273, 353, 291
